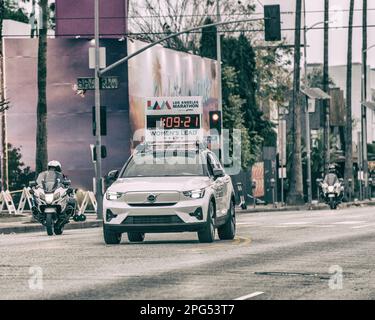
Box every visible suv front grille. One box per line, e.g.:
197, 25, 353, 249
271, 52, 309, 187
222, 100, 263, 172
122, 215, 183, 225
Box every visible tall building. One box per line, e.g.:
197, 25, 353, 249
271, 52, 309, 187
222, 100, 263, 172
308, 63, 375, 145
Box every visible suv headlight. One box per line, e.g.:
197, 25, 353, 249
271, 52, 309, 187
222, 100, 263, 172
183, 188, 205, 199
106, 191, 122, 200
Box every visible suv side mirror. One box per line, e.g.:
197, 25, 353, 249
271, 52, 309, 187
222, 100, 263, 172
29, 181, 37, 188
213, 168, 224, 178
107, 170, 119, 181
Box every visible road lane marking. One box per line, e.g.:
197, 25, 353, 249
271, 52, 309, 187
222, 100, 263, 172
190, 236, 251, 253
333, 221, 366, 225
234, 291, 264, 300
351, 224, 375, 229
281, 222, 313, 225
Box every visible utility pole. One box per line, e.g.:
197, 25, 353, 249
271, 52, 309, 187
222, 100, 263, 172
287, 0, 304, 205
361, 0, 368, 199
216, 0, 224, 164
344, 0, 354, 201
94, 0, 103, 219
323, 0, 330, 175
303, 0, 312, 206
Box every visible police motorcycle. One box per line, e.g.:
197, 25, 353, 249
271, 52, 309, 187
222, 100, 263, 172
319, 172, 344, 210
29, 171, 86, 236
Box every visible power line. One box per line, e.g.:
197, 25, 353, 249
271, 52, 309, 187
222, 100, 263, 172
52, 7, 375, 20
5, 24, 375, 38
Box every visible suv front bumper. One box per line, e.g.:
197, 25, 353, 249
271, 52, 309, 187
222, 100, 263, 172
103, 196, 210, 233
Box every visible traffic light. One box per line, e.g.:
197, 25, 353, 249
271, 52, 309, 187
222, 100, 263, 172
92, 106, 107, 136
209, 110, 222, 135
90, 145, 107, 162
264, 5, 281, 42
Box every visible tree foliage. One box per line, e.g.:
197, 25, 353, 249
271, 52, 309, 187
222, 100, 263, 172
222, 66, 254, 169
8, 143, 35, 191
3, 0, 29, 23
128, 0, 255, 52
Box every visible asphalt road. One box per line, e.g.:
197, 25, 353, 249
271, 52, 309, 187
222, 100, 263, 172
0, 206, 374, 300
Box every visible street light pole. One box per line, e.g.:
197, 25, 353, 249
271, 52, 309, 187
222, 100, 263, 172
303, 0, 312, 206
99, 17, 265, 76
302, 13, 333, 206
361, 43, 375, 200
94, 0, 103, 219
216, 0, 224, 164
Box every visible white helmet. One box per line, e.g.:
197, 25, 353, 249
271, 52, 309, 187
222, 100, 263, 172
48, 160, 62, 172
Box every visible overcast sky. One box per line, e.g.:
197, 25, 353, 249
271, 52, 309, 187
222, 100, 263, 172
257, 0, 375, 67
17, 0, 375, 67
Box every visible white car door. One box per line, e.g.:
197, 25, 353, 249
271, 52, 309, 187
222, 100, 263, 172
207, 153, 226, 218
210, 152, 231, 215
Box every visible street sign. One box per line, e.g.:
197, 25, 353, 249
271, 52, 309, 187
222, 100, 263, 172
278, 167, 286, 179
77, 77, 119, 90
89, 47, 106, 69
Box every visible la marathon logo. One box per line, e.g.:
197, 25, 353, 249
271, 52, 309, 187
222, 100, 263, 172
147, 100, 172, 110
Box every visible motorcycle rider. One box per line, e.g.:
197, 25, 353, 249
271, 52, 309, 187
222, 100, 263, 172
34, 160, 77, 216
323, 164, 339, 185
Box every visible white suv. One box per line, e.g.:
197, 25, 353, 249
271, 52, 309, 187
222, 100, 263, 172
102, 143, 236, 244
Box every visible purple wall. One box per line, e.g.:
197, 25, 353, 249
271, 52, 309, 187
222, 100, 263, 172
55, 0, 128, 38
5, 39, 130, 190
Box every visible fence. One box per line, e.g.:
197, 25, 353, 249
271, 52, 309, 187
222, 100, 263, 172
0, 188, 97, 216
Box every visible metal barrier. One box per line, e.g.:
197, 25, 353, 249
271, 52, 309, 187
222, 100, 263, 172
0, 190, 18, 215
0, 188, 98, 215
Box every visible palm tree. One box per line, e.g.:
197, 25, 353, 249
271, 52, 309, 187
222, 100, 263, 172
344, 0, 354, 198
36, 0, 48, 173
287, 0, 304, 205
0, 0, 7, 190
323, 0, 330, 175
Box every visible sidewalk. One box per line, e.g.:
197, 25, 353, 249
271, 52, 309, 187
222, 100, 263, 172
0, 213, 102, 235
239, 199, 375, 214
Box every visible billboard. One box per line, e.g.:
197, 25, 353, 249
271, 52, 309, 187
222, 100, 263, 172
127, 40, 219, 150
55, 0, 128, 38
4, 38, 129, 189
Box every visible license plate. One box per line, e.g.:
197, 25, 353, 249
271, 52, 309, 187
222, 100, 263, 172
328, 194, 335, 198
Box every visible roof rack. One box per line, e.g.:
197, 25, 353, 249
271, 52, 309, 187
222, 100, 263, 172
134, 140, 207, 154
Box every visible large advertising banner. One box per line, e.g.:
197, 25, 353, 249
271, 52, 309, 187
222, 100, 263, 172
4, 39, 130, 189
128, 40, 219, 149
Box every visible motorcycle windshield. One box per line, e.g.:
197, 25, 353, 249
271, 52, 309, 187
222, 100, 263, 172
37, 171, 63, 193
324, 174, 338, 186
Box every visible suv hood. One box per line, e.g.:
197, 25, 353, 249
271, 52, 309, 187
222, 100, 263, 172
108, 176, 211, 193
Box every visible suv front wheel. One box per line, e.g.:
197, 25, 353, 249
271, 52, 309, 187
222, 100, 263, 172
218, 200, 236, 240
103, 225, 122, 244
198, 201, 215, 243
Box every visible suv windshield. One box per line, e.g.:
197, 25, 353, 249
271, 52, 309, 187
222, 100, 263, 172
121, 151, 206, 177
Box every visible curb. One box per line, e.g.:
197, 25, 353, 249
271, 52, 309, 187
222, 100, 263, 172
238, 201, 375, 214
0, 220, 103, 235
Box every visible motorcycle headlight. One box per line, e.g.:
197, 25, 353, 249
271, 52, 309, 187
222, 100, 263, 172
328, 186, 335, 193
183, 188, 205, 199
106, 191, 122, 200
45, 194, 54, 204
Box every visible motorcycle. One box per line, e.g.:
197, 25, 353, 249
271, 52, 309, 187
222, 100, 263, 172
320, 178, 344, 210
29, 175, 86, 236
